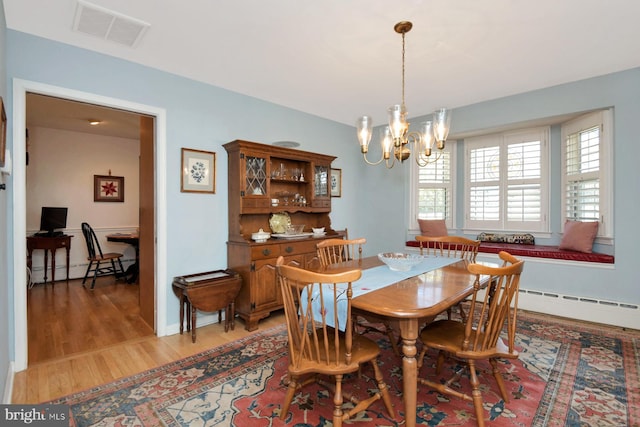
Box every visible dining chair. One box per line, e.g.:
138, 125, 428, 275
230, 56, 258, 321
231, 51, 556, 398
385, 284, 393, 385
417, 251, 524, 427
275, 256, 395, 426
316, 237, 366, 266
316, 238, 401, 356
81, 222, 125, 289
416, 235, 481, 321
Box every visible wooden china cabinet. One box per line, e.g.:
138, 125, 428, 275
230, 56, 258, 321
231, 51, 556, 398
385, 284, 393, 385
223, 140, 338, 331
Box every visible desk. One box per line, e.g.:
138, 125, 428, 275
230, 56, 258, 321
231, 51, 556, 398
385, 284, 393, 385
106, 233, 139, 283
26, 235, 72, 284
325, 256, 493, 427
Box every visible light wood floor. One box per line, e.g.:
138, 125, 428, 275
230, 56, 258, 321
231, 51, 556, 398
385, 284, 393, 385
12, 276, 284, 403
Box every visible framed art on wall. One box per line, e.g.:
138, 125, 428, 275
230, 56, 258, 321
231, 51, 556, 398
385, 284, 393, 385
94, 175, 125, 202
330, 168, 342, 197
181, 148, 216, 193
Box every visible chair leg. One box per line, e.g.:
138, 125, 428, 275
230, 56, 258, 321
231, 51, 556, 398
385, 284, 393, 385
435, 350, 446, 374
91, 261, 100, 289
332, 374, 344, 427
279, 374, 298, 420
468, 361, 486, 427
383, 321, 401, 356
417, 346, 427, 368
110, 260, 118, 280
117, 258, 125, 278
370, 359, 395, 419
82, 261, 93, 285
490, 358, 509, 402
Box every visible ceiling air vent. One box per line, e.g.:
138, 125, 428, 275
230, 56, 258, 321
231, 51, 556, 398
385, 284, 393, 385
73, 0, 150, 48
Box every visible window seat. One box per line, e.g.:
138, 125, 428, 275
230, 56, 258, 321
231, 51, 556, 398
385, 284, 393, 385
405, 240, 614, 264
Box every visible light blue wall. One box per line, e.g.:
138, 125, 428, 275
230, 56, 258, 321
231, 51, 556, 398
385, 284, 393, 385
3, 26, 639, 396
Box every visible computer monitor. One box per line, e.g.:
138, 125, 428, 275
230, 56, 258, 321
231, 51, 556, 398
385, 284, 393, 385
39, 207, 68, 236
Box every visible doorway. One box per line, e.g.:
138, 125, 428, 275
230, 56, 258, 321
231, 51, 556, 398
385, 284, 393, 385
12, 79, 169, 371
25, 93, 151, 363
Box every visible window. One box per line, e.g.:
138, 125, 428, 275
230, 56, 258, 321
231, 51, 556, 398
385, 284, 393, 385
465, 128, 549, 232
561, 110, 612, 237
409, 146, 454, 229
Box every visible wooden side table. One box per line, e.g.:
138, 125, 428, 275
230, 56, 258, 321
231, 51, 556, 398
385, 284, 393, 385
172, 270, 242, 343
26, 235, 73, 284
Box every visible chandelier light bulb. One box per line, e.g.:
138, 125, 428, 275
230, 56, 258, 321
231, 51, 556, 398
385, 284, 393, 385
356, 116, 373, 153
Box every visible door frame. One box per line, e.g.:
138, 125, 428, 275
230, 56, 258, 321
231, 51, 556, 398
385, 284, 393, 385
11, 79, 168, 371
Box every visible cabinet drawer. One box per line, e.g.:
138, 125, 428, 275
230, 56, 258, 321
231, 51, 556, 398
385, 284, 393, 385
278, 240, 317, 256
251, 245, 281, 260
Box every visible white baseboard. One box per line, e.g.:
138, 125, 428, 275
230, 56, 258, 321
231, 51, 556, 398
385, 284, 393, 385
518, 289, 639, 330
3, 362, 15, 403
165, 311, 226, 336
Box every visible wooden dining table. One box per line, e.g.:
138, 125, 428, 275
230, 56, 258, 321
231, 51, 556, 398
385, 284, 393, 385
324, 256, 494, 427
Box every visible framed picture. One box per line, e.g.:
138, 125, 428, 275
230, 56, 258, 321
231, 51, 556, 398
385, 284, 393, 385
0, 97, 6, 167
330, 168, 342, 197
181, 148, 216, 193
94, 175, 125, 202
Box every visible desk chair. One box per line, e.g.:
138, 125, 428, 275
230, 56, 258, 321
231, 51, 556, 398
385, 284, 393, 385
417, 251, 524, 427
275, 256, 395, 426
81, 222, 125, 289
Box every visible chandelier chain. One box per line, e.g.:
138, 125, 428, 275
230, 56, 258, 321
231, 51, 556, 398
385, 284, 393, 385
401, 31, 406, 109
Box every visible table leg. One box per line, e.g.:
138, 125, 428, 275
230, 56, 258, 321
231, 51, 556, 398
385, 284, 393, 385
50, 248, 57, 284
398, 319, 420, 427
43, 249, 50, 284
27, 249, 33, 278
190, 303, 197, 343
65, 245, 71, 283
179, 293, 185, 335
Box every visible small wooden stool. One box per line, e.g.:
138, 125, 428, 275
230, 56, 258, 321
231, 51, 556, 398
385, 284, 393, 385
172, 270, 242, 343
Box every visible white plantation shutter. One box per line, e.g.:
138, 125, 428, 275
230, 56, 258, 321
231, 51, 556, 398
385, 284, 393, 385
465, 129, 548, 231
561, 110, 612, 237
410, 146, 455, 230
417, 150, 452, 221
506, 138, 542, 228
469, 143, 500, 225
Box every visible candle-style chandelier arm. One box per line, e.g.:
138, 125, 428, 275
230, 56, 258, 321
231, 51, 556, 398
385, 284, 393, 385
357, 116, 398, 167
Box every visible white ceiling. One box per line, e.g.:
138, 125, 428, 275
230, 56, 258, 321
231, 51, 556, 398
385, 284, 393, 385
7, 0, 640, 137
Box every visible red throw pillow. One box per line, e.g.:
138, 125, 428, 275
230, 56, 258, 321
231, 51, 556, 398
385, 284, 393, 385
559, 220, 599, 253
418, 219, 448, 237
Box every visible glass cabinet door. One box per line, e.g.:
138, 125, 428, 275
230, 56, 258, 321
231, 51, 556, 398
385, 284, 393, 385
314, 165, 329, 197
245, 155, 267, 196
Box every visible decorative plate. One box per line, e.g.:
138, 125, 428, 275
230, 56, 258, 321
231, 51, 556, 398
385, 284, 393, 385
269, 212, 291, 234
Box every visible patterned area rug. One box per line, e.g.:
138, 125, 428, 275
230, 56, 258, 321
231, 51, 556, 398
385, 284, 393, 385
48, 311, 640, 426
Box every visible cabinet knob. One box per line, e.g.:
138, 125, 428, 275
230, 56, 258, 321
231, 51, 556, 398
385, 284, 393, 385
285, 246, 293, 253
262, 249, 271, 256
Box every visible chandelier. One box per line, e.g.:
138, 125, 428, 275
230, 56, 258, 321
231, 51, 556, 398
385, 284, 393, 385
356, 21, 451, 168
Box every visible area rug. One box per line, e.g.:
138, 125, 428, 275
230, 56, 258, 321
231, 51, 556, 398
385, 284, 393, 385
48, 311, 640, 426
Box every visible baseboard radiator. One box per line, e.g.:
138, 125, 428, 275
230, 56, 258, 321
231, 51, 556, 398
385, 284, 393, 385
517, 288, 639, 330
